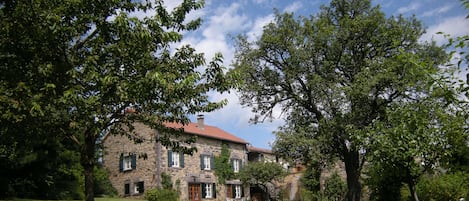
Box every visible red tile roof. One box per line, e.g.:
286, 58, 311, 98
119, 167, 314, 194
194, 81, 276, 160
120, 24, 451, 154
247, 146, 273, 154
163, 122, 248, 144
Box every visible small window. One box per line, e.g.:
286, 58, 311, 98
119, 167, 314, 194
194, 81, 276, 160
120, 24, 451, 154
123, 156, 132, 171
235, 185, 242, 198
134, 181, 144, 194
202, 183, 216, 199
172, 152, 180, 167
120, 154, 136, 172
168, 150, 184, 168
231, 159, 242, 173
200, 155, 214, 170
226, 184, 243, 199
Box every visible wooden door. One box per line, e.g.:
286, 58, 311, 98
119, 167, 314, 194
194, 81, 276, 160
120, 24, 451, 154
188, 183, 201, 201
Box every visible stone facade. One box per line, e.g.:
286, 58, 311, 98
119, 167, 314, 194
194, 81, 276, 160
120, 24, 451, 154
102, 121, 251, 201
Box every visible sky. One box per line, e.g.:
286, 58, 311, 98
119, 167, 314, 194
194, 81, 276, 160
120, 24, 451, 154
161, 0, 469, 149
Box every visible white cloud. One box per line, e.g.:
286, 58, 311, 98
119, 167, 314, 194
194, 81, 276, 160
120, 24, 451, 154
284, 2, 302, 13
422, 4, 454, 17
420, 15, 469, 45
396, 2, 421, 14
252, 0, 269, 4
247, 14, 275, 42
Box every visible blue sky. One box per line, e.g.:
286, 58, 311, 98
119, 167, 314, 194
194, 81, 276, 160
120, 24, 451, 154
158, 0, 469, 149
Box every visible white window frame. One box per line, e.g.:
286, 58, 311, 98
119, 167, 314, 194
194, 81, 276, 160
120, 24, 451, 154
123, 155, 132, 171
203, 155, 211, 170
172, 152, 180, 167
204, 183, 213, 198
235, 185, 242, 198
233, 159, 240, 173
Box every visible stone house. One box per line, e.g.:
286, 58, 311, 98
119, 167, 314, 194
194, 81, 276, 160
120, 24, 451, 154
102, 115, 252, 201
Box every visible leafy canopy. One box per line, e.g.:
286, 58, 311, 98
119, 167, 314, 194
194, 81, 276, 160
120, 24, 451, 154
232, 0, 450, 200
0, 0, 232, 200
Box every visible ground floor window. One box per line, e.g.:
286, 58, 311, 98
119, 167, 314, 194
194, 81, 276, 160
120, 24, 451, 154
134, 181, 144, 194
202, 183, 216, 198
227, 184, 243, 199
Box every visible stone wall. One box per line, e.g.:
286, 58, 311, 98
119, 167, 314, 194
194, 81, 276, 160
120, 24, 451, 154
161, 136, 249, 200
103, 122, 250, 200
102, 122, 158, 197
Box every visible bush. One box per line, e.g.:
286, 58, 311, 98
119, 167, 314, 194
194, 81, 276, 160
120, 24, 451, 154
144, 188, 179, 201
415, 171, 469, 201
93, 165, 117, 197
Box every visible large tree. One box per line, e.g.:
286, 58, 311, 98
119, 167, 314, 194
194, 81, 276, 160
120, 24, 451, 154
232, 0, 448, 200
0, 0, 231, 201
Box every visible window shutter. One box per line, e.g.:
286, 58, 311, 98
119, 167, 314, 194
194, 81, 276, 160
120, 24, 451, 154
200, 155, 204, 170
239, 160, 243, 171
167, 150, 172, 167
124, 183, 130, 195
232, 185, 236, 198
131, 154, 137, 170
139, 182, 145, 193
230, 159, 234, 171
241, 185, 244, 197
180, 152, 184, 168
212, 183, 217, 198
201, 184, 206, 198
210, 156, 215, 170
228, 185, 231, 198
119, 154, 124, 172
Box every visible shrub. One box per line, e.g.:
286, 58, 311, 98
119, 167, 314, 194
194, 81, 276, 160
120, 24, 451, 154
144, 188, 179, 201
415, 171, 469, 201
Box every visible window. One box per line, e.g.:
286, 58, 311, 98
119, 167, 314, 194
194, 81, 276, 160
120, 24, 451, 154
134, 181, 144, 194
234, 185, 242, 199
120, 154, 136, 172
172, 152, 180, 167
123, 156, 132, 171
124, 183, 130, 195
231, 159, 242, 173
201, 183, 216, 199
226, 184, 243, 199
200, 155, 214, 170
168, 150, 184, 168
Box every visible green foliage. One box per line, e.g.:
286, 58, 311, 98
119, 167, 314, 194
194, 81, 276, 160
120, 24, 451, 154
144, 188, 179, 201
214, 144, 234, 184
0, 0, 232, 200
322, 172, 347, 201
232, 0, 449, 200
300, 164, 321, 192
367, 162, 404, 201
300, 171, 346, 201
144, 173, 178, 201
239, 162, 286, 185
93, 165, 117, 197
401, 172, 469, 201
161, 172, 173, 190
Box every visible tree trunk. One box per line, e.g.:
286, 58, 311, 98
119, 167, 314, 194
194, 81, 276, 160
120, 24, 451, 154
81, 132, 96, 201
408, 180, 419, 201
344, 150, 361, 201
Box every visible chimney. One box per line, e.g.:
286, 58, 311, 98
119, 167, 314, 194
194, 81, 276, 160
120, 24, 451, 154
197, 114, 204, 129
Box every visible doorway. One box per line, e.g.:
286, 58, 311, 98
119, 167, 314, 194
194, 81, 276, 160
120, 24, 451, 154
188, 183, 201, 201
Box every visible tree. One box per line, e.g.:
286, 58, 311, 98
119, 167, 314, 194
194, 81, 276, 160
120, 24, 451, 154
0, 1, 231, 201
232, 0, 447, 200
239, 162, 286, 200
366, 94, 467, 201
